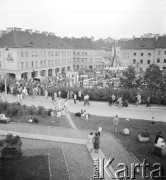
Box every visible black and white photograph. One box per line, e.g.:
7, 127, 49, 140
0, 0, 166, 179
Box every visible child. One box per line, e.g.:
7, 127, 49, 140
98, 125, 102, 136
61, 108, 65, 116
28, 117, 33, 123
150, 117, 155, 128
57, 111, 61, 118
81, 110, 86, 119
85, 114, 89, 120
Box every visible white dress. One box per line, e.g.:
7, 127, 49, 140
87, 135, 94, 151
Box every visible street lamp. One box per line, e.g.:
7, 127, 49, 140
3, 47, 9, 101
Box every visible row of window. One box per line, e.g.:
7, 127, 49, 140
73, 58, 93, 63
21, 50, 72, 58
133, 51, 166, 56
73, 64, 101, 69
73, 52, 88, 56
133, 59, 166, 65
156, 58, 166, 63
73, 51, 102, 56
21, 59, 72, 69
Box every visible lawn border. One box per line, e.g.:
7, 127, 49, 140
61, 146, 72, 180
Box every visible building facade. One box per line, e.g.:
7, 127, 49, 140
0, 28, 73, 80
119, 36, 166, 70
63, 37, 104, 71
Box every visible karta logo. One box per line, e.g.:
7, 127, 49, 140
93, 158, 165, 179
6, 52, 14, 63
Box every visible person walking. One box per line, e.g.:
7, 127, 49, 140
54, 92, 57, 102
150, 117, 155, 128
111, 94, 116, 105
64, 99, 68, 112
74, 93, 77, 104
117, 97, 122, 108
98, 125, 102, 136
93, 132, 100, 153
45, 89, 48, 99
113, 115, 119, 133
136, 93, 141, 107
78, 90, 82, 101
87, 132, 94, 152
146, 96, 151, 107
58, 98, 62, 110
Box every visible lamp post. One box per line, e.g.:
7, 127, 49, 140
4, 47, 9, 101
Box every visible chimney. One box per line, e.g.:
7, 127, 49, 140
25, 29, 33, 34
0, 30, 7, 37
140, 36, 143, 41
71, 37, 74, 40
14, 27, 22, 31
35, 30, 40, 34
155, 34, 159, 41
82, 36, 87, 40
91, 36, 94, 41
42, 31, 48, 36
132, 35, 135, 40
48, 32, 55, 36
7, 27, 13, 33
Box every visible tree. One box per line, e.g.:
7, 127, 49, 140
160, 71, 166, 92
120, 65, 136, 88
144, 64, 162, 91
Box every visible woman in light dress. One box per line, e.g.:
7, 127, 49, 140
45, 89, 48, 99
87, 132, 94, 152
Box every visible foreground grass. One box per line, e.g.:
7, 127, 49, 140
70, 112, 166, 176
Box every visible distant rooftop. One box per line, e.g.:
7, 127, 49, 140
0, 28, 73, 49
121, 36, 166, 50
62, 37, 97, 50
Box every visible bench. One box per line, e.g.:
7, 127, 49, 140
154, 145, 166, 157
1, 147, 22, 159
0, 114, 10, 124
138, 134, 149, 142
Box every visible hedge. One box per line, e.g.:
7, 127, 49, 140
0, 102, 48, 118
47, 86, 166, 105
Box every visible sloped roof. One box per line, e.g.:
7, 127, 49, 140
116, 40, 131, 48
121, 38, 155, 50
93, 38, 113, 51
155, 36, 166, 48
0, 30, 73, 49
62, 37, 97, 50
121, 37, 166, 50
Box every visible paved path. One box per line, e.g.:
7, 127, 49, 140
66, 113, 78, 129
0, 129, 86, 145
68, 100, 166, 122
1, 93, 165, 122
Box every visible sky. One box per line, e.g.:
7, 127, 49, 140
0, 0, 165, 40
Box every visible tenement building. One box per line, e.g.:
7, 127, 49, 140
0, 28, 73, 80
63, 37, 104, 71
119, 36, 166, 70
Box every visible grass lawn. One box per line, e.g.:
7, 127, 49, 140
10, 114, 71, 129
70, 112, 166, 176
0, 147, 70, 180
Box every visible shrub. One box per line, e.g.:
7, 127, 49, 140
27, 107, 35, 115
37, 106, 45, 116
2, 102, 10, 111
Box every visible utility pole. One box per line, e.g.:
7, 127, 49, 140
4, 47, 8, 101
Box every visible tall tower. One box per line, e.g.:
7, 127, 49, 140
108, 40, 122, 68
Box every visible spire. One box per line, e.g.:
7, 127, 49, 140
109, 39, 122, 68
